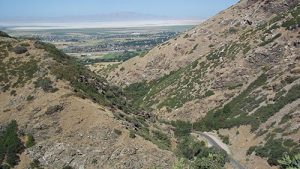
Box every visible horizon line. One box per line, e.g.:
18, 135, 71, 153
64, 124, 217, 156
1, 19, 203, 30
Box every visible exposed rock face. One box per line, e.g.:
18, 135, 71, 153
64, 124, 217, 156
247, 45, 284, 67
45, 104, 64, 115
28, 129, 174, 169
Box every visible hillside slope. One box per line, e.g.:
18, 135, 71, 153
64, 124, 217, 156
107, 0, 299, 86
0, 33, 175, 169
104, 0, 300, 168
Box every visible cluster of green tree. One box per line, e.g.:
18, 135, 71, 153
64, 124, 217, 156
278, 153, 300, 169
247, 136, 300, 166
171, 120, 228, 169
0, 120, 24, 168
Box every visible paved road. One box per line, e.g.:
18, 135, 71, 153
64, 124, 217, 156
193, 131, 246, 169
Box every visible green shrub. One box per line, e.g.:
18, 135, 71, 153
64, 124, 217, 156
91, 159, 97, 164
188, 44, 198, 54
34, 77, 58, 93
129, 130, 136, 138
246, 146, 256, 155
183, 34, 189, 38
25, 134, 35, 148
228, 27, 238, 34
62, 165, 73, 169
172, 158, 188, 169
113, 129, 122, 136
29, 159, 43, 169
26, 95, 35, 101
259, 33, 282, 46
0, 120, 24, 167
204, 90, 215, 97
228, 83, 243, 90
219, 134, 230, 145
10, 90, 17, 96
12, 45, 28, 54
191, 60, 198, 69
279, 113, 293, 125
278, 153, 300, 169
0, 163, 11, 169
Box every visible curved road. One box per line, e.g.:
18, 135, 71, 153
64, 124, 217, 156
193, 131, 246, 169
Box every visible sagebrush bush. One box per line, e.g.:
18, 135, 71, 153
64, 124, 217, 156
34, 77, 58, 93
13, 45, 28, 54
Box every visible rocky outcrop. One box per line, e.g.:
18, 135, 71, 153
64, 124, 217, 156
247, 45, 284, 67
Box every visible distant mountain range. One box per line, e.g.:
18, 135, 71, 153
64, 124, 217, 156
0, 12, 201, 29
0, 11, 200, 23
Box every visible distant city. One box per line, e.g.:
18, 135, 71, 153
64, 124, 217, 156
6, 25, 195, 64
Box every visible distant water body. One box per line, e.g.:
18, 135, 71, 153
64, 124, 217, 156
1, 20, 201, 30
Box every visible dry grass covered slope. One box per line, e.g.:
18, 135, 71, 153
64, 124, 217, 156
0, 34, 175, 169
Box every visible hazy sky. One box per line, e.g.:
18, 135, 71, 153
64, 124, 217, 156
0, 0, 239, 19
